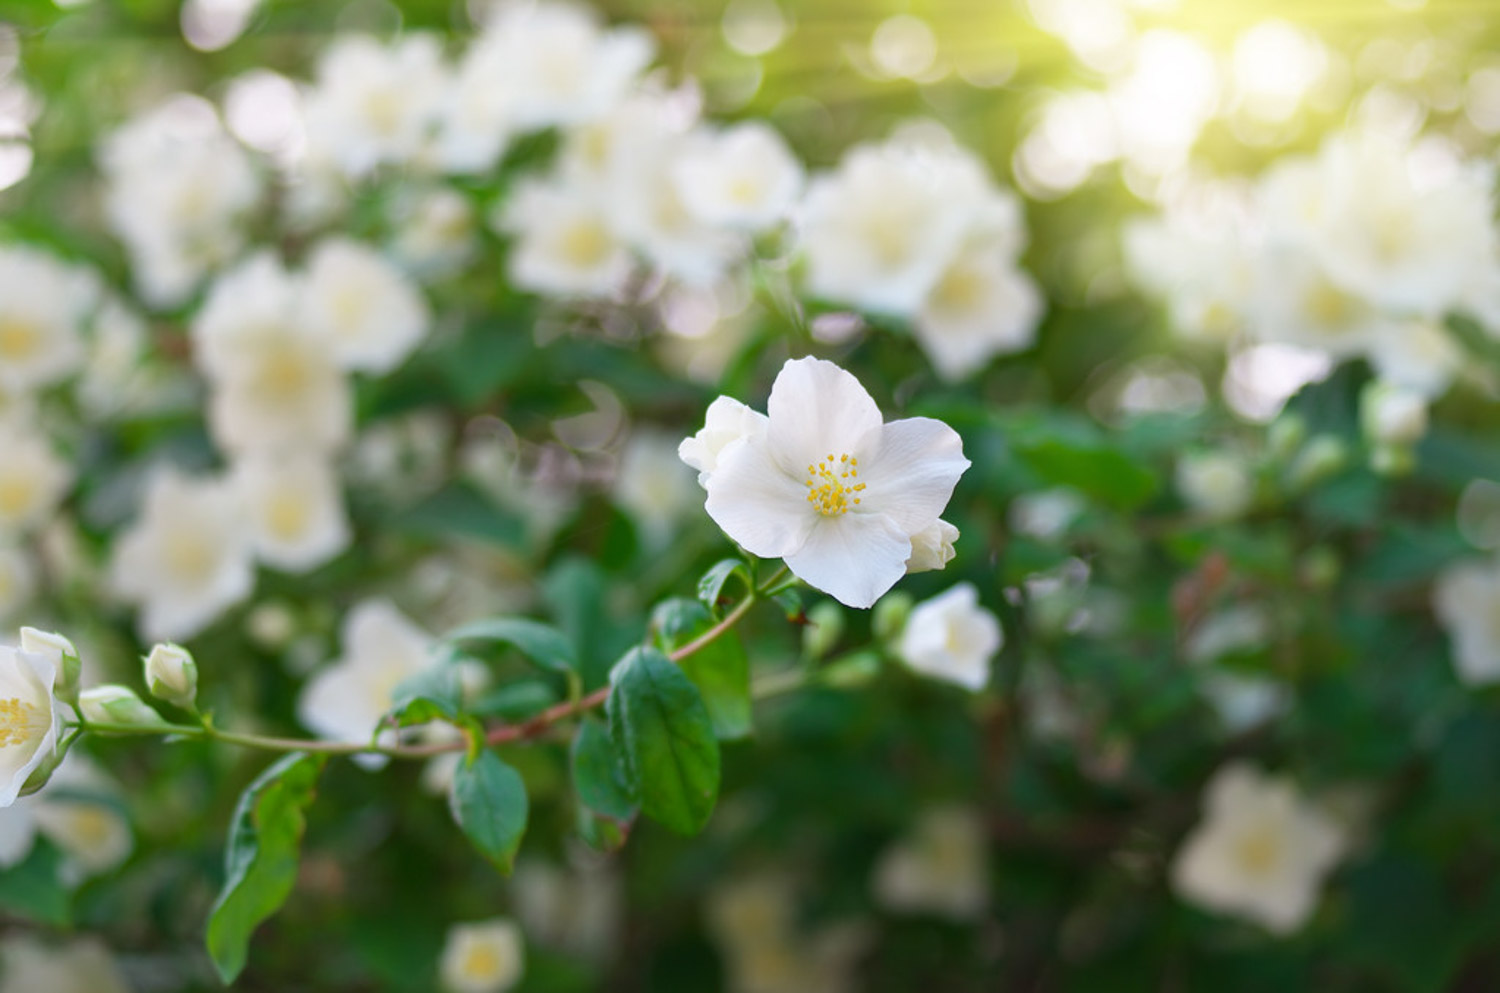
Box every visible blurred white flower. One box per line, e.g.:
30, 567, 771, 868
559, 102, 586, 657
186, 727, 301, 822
1365, 320, 1462, 400
1433, 557, 1500, 685
1247, 247, 1392, 359
0, 419, 70, 534
707, 873, 866, 993
439, 918, 525, 993
499, 174, 634, 298
301, 34, 448, 178
473, 2, 654, 130
613, 431, 701, 547
1008, 487, 1085, 542
692, 357, 970, 608
1172, 763, 1346, 933
389, 188, 478, 277
193, 254, 352, 455
0, 247, 94, 393
897, 582, 1001, 691
0, 548, 33, 622
679, 396, 768, 487
299, 238, 430, 374
904, 518, 959, 573
77, 297, 160, 419
513, 856, 622, 962
99, 95, 260, 307
297, 599, 435, 768
1176, 451, 1253, 520
915, 245, 1042, 379
108, 467, 254, 642
0, 642, 62, 807
434, 30, 516, 174
673, 122, 804, 231
28, 756, 133, 884
872, 806, 990, 919
232, 455, 350, 573
0, 933, 130, 993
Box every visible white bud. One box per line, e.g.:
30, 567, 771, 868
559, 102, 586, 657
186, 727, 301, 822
143, 642, 198, 709
19, 627, 81, 703
79, 685, 166, 728
905, 519, 959, 573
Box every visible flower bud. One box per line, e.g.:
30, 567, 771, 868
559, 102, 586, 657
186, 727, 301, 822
873, 591, 913, 643
19, 627, 81, 705
802, 601, 845, 660
79, 685, 166, 729
905, 519, 959, 573
143, 642, 198, 709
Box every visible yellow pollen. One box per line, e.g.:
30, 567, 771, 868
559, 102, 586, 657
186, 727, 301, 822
0, 317, 41, 362
0, 696, 44, 748
1234, 826, 1281, 877
805, 452, 866, 517
460, 943, 502, 980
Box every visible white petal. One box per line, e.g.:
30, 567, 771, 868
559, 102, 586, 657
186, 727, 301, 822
765, 357, 884, 473
858, 417, 970, 534
704, 436, 817, 559
783, 512, 911, 609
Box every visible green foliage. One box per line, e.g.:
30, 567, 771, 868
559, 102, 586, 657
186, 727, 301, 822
570, 717, 638, 822
448, 749, 530, 874
651, 598, 753, 740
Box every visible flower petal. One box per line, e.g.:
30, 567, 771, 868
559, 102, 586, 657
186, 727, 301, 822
766, 356, 884, 474
704, 437, 816, 558
783, 512, 911, 609
859, 417, 970, 534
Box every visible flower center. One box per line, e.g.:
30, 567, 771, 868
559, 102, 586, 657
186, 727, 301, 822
1234, 825, 1282, 877
806, 453, 864, 517
0, 317, 41, 362
0, 696, 45, 748
460, 943, 503, 980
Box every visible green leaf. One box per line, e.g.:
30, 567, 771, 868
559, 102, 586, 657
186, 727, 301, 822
393, 482, 525, 548
698, 558, 751, 612
570, 717, 638, 821
0, 839, 70, 926
606, 646, 721, 835
449, 749, 529, 874
651, 598, 752, 740
387, 663, 463, 726
206, 753, 326, 985
1012, 436, 1158, 511
446, 617, 578, 675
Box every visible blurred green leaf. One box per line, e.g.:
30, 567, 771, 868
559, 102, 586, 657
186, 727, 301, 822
0, 839, 70, 927
698, 558, 751, 612
445, 617, 577, 674
448, 749, 529, 875
571, 717, 638, 822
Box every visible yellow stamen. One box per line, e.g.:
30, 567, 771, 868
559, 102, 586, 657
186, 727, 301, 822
805, 453, 866, 517
0, 696, 45, 748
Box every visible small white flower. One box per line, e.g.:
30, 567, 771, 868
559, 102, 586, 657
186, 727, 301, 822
897, 583, 1001, 691
0, 247, 95, 393
232, 455, 351, 573
904, 519, 959, 574
691, 357, 970, 608
1433, 557, 1500, 685
1359, 381, 1428, 446
0, 420, 70, 535
439, 918, 525, 993
673, 122, 804, 231
301, 34, 449, 178
0, 643, 62, 807
297, 599, 435, 768
108, 467, 255, 642
434, 31, 516, 174
299, 238, 430, 374
389, 188, 478, 277
143, 642, 198, 709
915, 248, 1042, 380
498, 175, 634, 299
1171, 763, 1346, 933
1176, 451, 1254, 520
678, 396, 768, 487
872, 806, 989, 920
28, 756, 133, 883
1008, 488, 1085, 542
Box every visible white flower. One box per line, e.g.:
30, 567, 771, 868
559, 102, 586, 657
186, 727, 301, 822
1246, 247, 1391, 359
299, 238, 430, 374
0, 420, 71, 534
897, 583, 1001, 691
232, 454, 351, 573
98, 95, 260, 308
904, 518, 959, 574
297, 599, 435, 768
433, 31, 516, 174
439, 918, 525, 993
0, 933, 131, 993
1360, 381, 1428, 446
144, 642, 197, 709
0, 247, 95, 393
301, 34, 448, 178
498, 174, 634, 298
679, 396, 768, 487
192, 254, 352, 455
1171, 763, 1346, 933
613, 432, 702, 547
472, 2, 654, 130
108, 467, 255, 642
512, 857, 622, 961
1008, 488, 1085, 542
389, 188, 478, 277
0, 643, 62, 807
673, 122, 804, 231
872, 806, 989, 919
797, 138, 999, 316
1433, 557, 1500, 685
691, 357, 970, 608
1176, 451, 1254, 520
915, 246, 1042, 380
28, 756, 133, 883
1366, 320, 1463, 400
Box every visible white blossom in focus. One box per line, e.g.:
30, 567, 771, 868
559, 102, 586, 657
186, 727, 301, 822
233, 455, 351, 572
439, 918, 526, 993
299, 238, 430, 374
678, 396, 768, 487
1433, 556, 1500, 685
904, 518, 959, 574
0, 247, 95, 393
1171, 763, 1346, 933
673, 122, 804, 231
108, 467, 254, 642
872, 806, 989, 920
897, 583, 1001, 691
297, 599, 435, 768
691, 357, 970, 608
0, 643, 62, 807
0, 420, 71, 534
